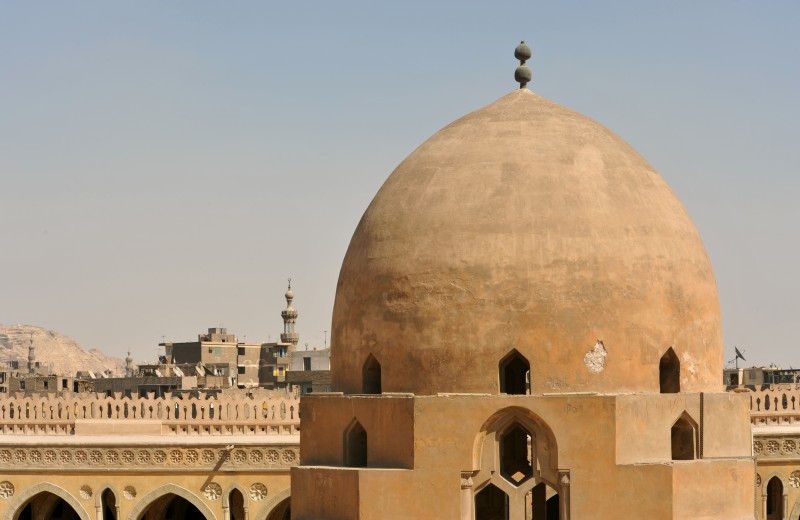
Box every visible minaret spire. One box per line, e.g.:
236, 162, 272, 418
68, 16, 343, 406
280, 278, 299, 347
27, 332, 36, 374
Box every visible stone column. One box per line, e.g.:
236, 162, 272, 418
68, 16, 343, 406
222, 503, 230, 520
244, 505, 249, 520
460, 472, 475, 520
761, 494, 766, 519
559, 470, 571, 520
95, 504, 103, 520
784, 493, 788, 520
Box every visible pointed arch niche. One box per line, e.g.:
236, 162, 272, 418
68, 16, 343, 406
99, 488, 119, 520
659, 347, 680, 393
228, 488, 246, 520
498, 350, 530, 395
362, 354, 381, 394
671, 411, 698, 461
767, 476, 785, 520
344, 419, 368, 467
470, 407, 568, 520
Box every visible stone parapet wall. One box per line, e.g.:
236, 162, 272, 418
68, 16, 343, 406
0, 388, 300, 436
746, 385, 800, 426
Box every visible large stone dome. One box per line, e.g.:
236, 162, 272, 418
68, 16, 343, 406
331, 88, 722, 395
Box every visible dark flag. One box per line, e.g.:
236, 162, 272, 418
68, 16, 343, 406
735, 347, 746, 361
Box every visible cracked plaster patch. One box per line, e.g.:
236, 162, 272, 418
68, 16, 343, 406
681, 350, 698, 378
584, 340, 607, 374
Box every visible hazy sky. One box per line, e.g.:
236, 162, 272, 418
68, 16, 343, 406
1, 2, 798, 369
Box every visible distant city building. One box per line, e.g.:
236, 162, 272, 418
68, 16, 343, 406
286, 347, 331, 395
724, 366, 800, 387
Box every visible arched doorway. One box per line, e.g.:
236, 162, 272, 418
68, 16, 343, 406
16, 492, 81, 520
767, 476, 784, 520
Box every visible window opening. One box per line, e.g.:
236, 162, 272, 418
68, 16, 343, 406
475, 484, 508, 520
659, 347, 680, 393
671, 412, 697, 460
362, 354, 381, 394
344, 420, 367, 467
767, 477, 784, 519
499, 350, 530, 395
101, 489, 117, 520
229, 489, 245, 520
499, 424, 533, 486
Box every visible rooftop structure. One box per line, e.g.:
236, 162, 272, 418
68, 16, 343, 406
293, 42, 754, 520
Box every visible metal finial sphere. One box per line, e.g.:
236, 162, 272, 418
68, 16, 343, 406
515, 65, 532, 88
514, 41, 532, 63
514, 41, 532, 89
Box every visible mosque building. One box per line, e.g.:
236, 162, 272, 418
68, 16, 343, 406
291, 43, 756, 519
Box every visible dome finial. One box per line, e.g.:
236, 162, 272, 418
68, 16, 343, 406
514, 40, 532, 89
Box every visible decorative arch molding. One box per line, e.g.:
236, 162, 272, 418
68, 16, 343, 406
126, 483, 216, 520
472, 406, 559, 478
252, 488, 290, 520
789, 494, 800, 520
761, 471, 789, 496
223, 483, 249, 520
470, 407, 566, 520
96, 485, 121, 520
3, 482, 91, 520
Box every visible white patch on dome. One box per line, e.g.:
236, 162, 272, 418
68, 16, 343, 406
584, 340, 607, 374
681, 350, 698, 378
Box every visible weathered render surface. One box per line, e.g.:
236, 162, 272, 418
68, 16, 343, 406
293, 82, 755, 519
331, 88, 722, 396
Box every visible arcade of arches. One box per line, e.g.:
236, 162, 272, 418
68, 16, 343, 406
0, 454, 294, 520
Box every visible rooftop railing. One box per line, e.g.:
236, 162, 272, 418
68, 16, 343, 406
0, 388, 300, 436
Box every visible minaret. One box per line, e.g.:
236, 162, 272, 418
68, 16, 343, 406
27, 332, 36, 374
280, 278, 299, 348
125, 351, 134, 378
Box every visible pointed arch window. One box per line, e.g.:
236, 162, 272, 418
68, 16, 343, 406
499, 423, 533, 486
499, 350, 530, 395
229, 489, 245, 520
659, 347, 680, 393
671, 412, 698, 460
344, 419, 368, 467
101, 489, 117, 520
362, 354, 381, 394
767, 476, 784, 519
475, 484, 508, 520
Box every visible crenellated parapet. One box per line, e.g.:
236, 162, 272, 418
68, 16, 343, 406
0, 388, 300, 436
746, 385, 800, 426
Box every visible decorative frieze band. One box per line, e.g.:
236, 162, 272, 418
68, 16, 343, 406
0, 446, 298, 471
753, 435, 800, 459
